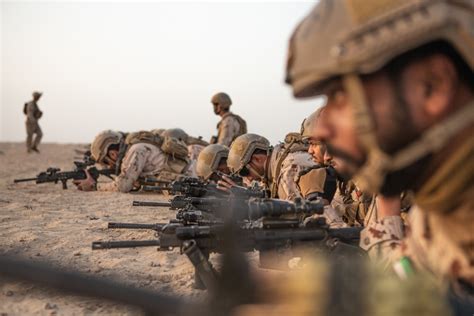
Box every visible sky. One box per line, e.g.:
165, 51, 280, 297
1, 1, 322, 145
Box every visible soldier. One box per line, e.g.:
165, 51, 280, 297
286, 0, 474, 306
24, 91, 43, 153
300, 108, 338, 203
73, 129, 193, 192
195, 144, 230, 182
224, 133, 345, 227
210, 92, 247, 146
304, 107, 373, 226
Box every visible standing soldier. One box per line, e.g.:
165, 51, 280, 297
210, 92, 247, 146
24, 91, 43, 153
286, 0, 474, 308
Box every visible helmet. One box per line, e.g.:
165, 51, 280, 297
301, 107, 324, 139
286, 0, 474, 98
211, 92, 232, 110
286, 0, 474, 193
162, 128, 189, 143
196, 144, 229, 180
90, 130, 123, 163
150, 128, 165, 136
32, 91, 42, 98
227, 133, 270, 174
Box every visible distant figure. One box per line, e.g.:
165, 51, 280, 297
24, 91, 43, 153
210, 92, 247, 147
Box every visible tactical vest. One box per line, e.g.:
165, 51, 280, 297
298, 165, 337, 202
269, 134, 309, 198
217, 113, 247, 141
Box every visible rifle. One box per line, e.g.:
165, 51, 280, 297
108, 208, 223, 232
132, 196, 324, 221
93, 218, 363, 290
13, 162, 114, 189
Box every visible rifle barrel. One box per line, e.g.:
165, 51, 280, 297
92, 240, 161, 250
13, 178, 38, 183
108, 222, 165, 230
132, 201, 172, 207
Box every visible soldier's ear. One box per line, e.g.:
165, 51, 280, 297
421, 54, 457, 119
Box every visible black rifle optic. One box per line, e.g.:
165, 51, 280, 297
13, 162, 114, 189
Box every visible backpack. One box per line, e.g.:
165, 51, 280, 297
125, 130, 189, 162
230, 113, 247, 136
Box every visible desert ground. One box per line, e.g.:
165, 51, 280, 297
0, 142, 226, 315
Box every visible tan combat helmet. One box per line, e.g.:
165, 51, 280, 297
90, 130, 123, 164
196, 144, 229, 180
151, 128, 165, 136
227, 133, 270, 174
301, 107, 324, 140
162, 128, 189, 143
286, 0, 474, 193
211, 92, 232, 110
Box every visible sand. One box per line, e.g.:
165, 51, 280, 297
0, 142, 217, 315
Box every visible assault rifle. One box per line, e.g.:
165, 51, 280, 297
139, 174, 252, 197
93, 215, 363, 290
13, 162, 114, 189
132, 196, 320, 221
139, 176, 223, 197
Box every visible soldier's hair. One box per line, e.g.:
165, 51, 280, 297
385, 40, 474, 92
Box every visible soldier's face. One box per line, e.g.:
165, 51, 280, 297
314, 53, 457, 182
217, 161, 231, 175
213, 103, 220, 115
313, 81, 365, 177
244, 154, 266, 181
103, 149, 119, 168
307, 141, 325, 165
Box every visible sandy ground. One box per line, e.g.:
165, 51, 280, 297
0, 142, 219, 315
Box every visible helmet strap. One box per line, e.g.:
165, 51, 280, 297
342, 73, 474, 194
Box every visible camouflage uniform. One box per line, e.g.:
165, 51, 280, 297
92, 130, 194, 192
25, 99, 43, 151
331, 181, 372, 227
286, 0, 474, 300
97, 143, 168, 192
216, 112, 246, 147
361, 181, 474, 284
269, 147, 345, 227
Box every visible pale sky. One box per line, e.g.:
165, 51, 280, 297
1, 1, 322, 145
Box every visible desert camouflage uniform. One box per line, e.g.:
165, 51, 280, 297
216, 112, 245, 147
187, 144, 205, 162
97, 143, 170, 193
331, 181, 373, 227
361, 186, 474, 286
25, 101, 43, 151
268, 145, 346, 228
